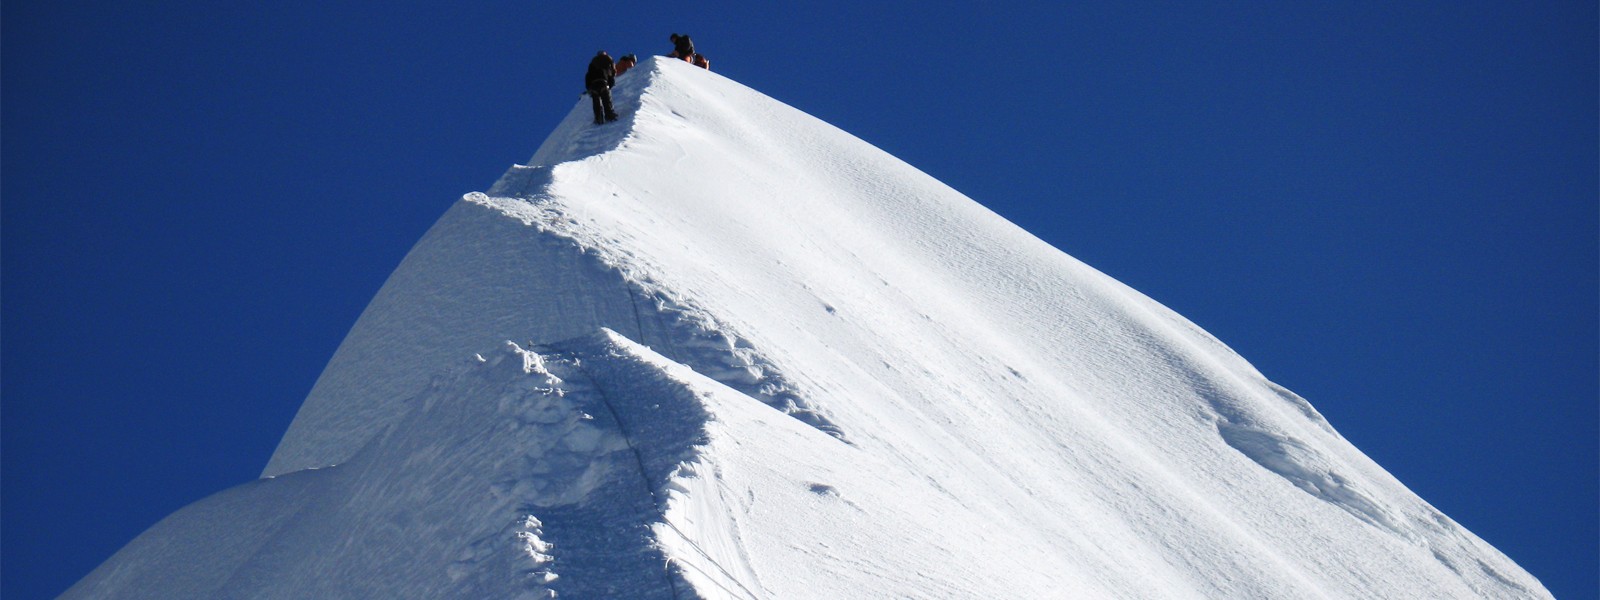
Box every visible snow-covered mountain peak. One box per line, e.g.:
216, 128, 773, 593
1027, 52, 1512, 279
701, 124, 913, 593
66, 55, 1549, 599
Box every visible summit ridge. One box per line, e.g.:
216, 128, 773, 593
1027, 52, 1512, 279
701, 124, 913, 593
65, 56, 1548, 599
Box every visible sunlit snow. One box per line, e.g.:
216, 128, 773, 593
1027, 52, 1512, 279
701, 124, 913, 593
64, 57, 1548, 599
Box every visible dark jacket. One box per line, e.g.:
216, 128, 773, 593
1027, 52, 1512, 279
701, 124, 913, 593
673, 35, 694, 59
585, 54, 615, 91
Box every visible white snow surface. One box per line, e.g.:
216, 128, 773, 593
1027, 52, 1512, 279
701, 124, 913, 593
65, 57, 1548, 599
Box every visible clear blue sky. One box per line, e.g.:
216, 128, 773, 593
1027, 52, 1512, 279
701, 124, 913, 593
5, 2, 1594, 598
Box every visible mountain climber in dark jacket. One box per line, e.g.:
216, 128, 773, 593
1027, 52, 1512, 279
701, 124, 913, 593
669, 33, 694, 62
615, 54, 637, 76
585, 51, 619, 124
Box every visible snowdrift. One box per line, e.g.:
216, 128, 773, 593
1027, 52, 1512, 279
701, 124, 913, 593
64, 57, 1549, 599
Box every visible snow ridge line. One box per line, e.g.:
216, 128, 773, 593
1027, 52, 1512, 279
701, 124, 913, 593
472, 187, 846, 443
454, 338, 703, 599
510, 332, 766, 600
556, 334, 766, 600
530, 56, 666, 171
560, 346, 690, 600
468, 63, 846, 443
476, 56, 846, 442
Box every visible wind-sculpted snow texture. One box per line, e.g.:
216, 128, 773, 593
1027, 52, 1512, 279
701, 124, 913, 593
68, 57, 1547, 598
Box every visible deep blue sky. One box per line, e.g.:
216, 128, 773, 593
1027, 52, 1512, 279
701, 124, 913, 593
4, 2, 1594, 598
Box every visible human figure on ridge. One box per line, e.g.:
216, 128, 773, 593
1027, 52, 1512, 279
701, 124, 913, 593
669, 33, 694, 62
584, 51, 619, 125
615, 54, 638, 76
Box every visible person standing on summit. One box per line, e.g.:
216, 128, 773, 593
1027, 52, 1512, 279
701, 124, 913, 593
669, 33, 694, 62
585, 51, 619, 125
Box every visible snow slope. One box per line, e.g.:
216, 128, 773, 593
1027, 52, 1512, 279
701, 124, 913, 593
64, 57, 1549, 599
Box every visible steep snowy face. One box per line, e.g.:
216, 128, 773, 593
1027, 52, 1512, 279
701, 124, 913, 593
70, 57, 1546, 599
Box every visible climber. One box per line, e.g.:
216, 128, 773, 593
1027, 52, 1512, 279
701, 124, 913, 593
615, 54, 638, 76
584, 51, 619, 124
669, 33, 694, 62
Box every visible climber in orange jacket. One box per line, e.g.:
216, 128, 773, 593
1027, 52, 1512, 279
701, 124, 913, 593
615, 54, 638, 76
